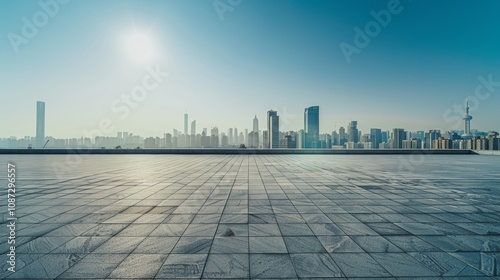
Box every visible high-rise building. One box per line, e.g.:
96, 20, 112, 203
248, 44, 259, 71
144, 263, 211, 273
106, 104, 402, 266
228, 128, 233, 145
462, 102, 473, 139
392, 128, 406, 149
338, 127, 346, 146
304, 106, 320, 148
253, 115, 259, 132
267, 110, 279, 148
184, 113, 188, 135
36, 101, 45, 148
370, 128, 382, 150
348, 121, 358, 143
191, 120, 196, 136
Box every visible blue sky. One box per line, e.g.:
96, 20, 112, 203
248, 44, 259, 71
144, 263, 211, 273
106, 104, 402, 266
1, 0, 499, 138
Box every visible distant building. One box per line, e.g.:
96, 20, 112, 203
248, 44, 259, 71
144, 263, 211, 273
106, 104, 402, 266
253, 115, 259, 132
338, 127, 346, 146
267, 110, 279, 148
348, 121, 358, 143
304, 106, 319, 148
36, 101, 45, 148
392, 128, 406, 149
184, 113, 189, 136
191, 120, 196, 136
370, 128, 382, 150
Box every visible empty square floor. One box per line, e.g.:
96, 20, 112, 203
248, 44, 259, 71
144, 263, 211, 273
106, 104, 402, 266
1, 154, 500, 279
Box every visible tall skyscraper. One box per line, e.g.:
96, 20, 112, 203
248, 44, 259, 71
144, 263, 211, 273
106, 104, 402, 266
348, 121, 358, 143
370, 128, 382, 150
462, 101, 473, 139
267, 110, 279, 148
36, 101, 45, 148
304, 106, 320, 148
184, 113, 188, 135
392, 128, 406, 149
253, 115, 259, 132
339, 127, 346, 146
191, 120, 196, 136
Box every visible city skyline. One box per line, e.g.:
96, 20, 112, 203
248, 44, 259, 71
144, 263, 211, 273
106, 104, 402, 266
1, 0, 500, 138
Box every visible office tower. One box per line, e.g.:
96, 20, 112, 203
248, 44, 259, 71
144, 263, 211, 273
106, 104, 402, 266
370, 128, 382, 149
117, 132, 123, 139
173, 129, 179, 138
203, 128, 207, 135
36, 101, 45, 148
267, 110, 279, 148
253, 115, 259, 132
392, 128, 406, 149
228, 128, 233, 145
338, 127, 346, 146
165, 133, 172, 148
424, 130, 441, 149
332, 130, 338, 146
184, 113, 188, 135
304, 106, 319, 148
244, 129, 248, 145
234, 128, 238, 144
462, 102, 473, 139
211, 127, 219, 137
348, 121, 358, 143
191, 120, 196, 136
263, 130, 269, 148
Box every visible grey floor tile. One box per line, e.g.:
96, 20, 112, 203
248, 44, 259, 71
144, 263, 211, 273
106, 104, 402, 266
171, 236, 213, 254
249, 224, 281, 236
329, 252, 391, 277
108, 254, 167, 279
370, 253, 441, 277
250, 253, 297, 278
284, 236, 326, 253
250, 237, 288, 253
203, 253, 249, 278
134, 237, 179, 254
317, 236, 365, 253
210, 236, 249, 253
290, 253, 344, 278
351, 236, 402, 253
57, 253, 127, 278
156, 253, 207, 278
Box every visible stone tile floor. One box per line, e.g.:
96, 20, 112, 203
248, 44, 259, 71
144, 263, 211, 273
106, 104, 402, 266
0, 154, 499, 279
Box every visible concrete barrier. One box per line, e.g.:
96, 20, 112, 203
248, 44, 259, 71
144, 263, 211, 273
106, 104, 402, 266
0, 148, 478, 155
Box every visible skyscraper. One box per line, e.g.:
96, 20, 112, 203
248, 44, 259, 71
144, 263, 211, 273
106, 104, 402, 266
370, 128, 382, 150
36, 101, 45, 148
339, 127, 346, 146
392, 128, 406, 149
304, 106, 320, 148
348, 121, 358, 143
191, 120, 196, 136
253, 115, 259, 132
267, 110, 279, 148
184, 113, 188, 135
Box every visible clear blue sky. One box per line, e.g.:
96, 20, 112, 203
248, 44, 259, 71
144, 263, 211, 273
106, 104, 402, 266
1, 0, 499, 138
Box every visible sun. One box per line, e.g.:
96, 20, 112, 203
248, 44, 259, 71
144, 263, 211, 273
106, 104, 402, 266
124, 32, 155, 62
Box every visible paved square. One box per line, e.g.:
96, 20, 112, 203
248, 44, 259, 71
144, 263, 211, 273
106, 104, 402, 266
1, 154, 499, 279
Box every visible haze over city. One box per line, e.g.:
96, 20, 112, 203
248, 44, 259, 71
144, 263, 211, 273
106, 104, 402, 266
1, 0, 499, 138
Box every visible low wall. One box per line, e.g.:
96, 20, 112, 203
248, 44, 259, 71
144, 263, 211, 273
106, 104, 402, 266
0, 148, 477, 155
475, 150, 500, 156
